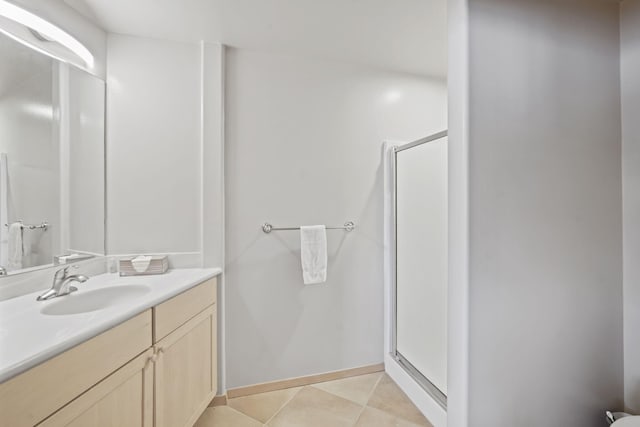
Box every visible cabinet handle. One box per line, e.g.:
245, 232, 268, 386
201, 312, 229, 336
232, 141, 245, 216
146, 348, 164, 366
145, 353, 157, 367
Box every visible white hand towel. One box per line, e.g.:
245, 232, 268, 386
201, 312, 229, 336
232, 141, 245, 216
7, 222, 22, 270
300, 225, 327, 285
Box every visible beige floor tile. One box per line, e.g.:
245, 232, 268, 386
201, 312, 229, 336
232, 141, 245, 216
312, 372, 383, 405
228, 387, 301, 423
194, 406, 264, 427
267, 386, 363, 427
367, 374, 432, 426
355, 406, 433, 427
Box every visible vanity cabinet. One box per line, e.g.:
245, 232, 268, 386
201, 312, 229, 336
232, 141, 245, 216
0, 276, 218, 427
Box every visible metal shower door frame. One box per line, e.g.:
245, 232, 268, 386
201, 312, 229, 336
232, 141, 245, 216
390, 129, 448, 409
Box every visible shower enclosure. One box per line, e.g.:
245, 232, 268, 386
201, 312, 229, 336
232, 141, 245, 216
384, 130, 448, 423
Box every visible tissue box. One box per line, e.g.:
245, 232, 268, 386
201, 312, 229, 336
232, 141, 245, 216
119, 256, 169, 276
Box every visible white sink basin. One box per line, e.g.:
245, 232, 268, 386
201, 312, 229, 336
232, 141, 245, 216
40, 284, 151, 316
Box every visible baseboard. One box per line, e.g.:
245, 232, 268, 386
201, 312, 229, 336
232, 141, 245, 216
226, 363, 385, 399
208, 394, 228, 407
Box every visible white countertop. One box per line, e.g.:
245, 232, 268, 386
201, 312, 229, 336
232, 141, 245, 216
0, 268, 222, 383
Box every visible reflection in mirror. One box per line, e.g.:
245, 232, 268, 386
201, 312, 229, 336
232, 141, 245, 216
0, 33, 104, 276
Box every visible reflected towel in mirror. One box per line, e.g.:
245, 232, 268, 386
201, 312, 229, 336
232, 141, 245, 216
7, 222, 22, 270
0, 153, 7, 267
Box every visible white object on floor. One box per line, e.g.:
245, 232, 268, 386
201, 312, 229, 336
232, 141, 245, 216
7, 222, 22, 270
300, 225, 327, 284
613, 416, 640, 426
0, 153, 8, 267
131, 255, 152, 273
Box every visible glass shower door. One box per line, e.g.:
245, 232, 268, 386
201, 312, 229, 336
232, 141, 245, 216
394, 134, 448, 404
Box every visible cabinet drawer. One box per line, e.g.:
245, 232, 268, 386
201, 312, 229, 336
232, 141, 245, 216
0, 310, 152, 427
153, 278, 217, 342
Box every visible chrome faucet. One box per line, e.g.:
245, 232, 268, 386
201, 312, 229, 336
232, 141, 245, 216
37, 265, 89, 301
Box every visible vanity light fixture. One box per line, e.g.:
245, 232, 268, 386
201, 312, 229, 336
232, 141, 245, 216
0, 0, 94, 68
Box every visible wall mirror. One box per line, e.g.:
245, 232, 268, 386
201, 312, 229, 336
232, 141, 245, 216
0, 32, 105, 276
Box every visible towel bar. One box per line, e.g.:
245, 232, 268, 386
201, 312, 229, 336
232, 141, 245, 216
4, 220, 48, 231
262, 221, 355, 234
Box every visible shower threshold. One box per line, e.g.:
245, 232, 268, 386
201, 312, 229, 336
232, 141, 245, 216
394, 351, 447, 410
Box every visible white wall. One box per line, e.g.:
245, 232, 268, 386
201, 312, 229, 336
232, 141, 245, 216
106, 34, 201, 256
201, 42, 227, 391
463, 0, 623, 425
447, 0, 470, 425
224, 48, 446, 388
621, 0, 640, 414
106, 34, 225, 269
202, 43, 225, 271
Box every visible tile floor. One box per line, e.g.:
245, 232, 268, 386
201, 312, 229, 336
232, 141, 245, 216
195, 372, 434, 427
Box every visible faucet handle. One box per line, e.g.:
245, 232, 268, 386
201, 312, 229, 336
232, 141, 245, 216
64, 264, 79, 272
54, 264, 79, 280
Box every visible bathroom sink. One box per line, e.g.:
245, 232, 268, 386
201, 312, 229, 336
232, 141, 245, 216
40, 284, 151, 316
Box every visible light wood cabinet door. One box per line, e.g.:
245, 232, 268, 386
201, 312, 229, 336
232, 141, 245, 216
154, 304, 217, 427
38, 348, 155, 427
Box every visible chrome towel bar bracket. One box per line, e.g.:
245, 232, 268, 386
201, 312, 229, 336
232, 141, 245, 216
262, 221, 355, 234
